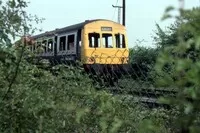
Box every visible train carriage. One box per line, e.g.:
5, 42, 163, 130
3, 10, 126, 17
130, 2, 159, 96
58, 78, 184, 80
29, 19, 129, 76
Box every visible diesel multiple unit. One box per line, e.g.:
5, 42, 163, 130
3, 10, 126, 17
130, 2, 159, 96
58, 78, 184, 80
28, 19, 129, 73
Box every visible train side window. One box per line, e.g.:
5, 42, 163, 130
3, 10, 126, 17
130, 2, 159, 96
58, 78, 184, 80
59, 36, 66, 51
102, 33, 113, 48
36, 41, 42, 53
115, 34, 126, 48
27, 45, 31, 51
33, 42, 36, 51
37, 42, 41, 49
88, 33, 100, 48
67, 34, 75, 50
42, 40, 47, 53
30, 45, 33, 51
47, 39, 53, 52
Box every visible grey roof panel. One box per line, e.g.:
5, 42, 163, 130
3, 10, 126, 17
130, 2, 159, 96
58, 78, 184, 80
32, 19, 110, 39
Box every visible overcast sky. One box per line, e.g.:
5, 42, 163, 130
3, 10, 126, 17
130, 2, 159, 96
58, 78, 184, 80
27, 0, 199, 48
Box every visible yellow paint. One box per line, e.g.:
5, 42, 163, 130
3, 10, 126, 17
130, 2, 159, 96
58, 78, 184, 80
81, 20, 129, 64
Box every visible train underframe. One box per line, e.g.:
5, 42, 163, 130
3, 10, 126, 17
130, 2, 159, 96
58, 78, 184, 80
31, 55, 130, 86
83, 64, 130, 86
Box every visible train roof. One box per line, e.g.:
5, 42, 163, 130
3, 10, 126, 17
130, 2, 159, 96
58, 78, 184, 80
32, 19, 117, 39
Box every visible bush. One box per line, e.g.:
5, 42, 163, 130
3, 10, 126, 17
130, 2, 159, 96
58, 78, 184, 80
129, 46, 158, 81
155, 7, 200, 132
0, 46, 174, 132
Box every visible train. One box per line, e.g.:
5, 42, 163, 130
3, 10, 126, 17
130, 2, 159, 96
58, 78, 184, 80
25, 19, 129, 78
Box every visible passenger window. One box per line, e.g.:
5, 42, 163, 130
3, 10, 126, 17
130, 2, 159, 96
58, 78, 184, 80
42, 40, 47, 52
30, 45, 32, 52
36, 41, 42, 53
37, 42, 41, 49
27, 45, 31, 51
102, 33, 113, 48
59, 36, 66, 51
47, 39, 53, 52
115, 34, 126, 48
88, 33, 100, 48
33, 43, 36, 51
67, 34, 75, 50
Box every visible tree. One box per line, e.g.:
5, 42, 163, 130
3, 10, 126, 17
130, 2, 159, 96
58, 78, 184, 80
129, 46, 158, 81
155, 7, 200, 133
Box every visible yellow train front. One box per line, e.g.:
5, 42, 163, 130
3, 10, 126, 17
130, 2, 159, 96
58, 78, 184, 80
81, 20, 129, 75
31, 19, 129, 77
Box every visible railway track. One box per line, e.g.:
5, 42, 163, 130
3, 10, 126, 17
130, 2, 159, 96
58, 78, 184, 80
108, 87, 177, 98
103, 86, 178, 108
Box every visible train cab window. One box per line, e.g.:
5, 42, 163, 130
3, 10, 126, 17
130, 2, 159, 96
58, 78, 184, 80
67, 34, 75, 50
88, 33, 100, 48
47, 39, 53, 52
59, 36, 66, 51
102, 33, 113, 48
115, 34, 126, 48
42, 40, 47, 52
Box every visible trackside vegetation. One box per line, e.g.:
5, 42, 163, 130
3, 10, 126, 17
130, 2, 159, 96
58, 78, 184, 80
0, 0, 200, 133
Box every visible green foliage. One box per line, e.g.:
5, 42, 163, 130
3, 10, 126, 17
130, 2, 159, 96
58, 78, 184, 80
0, 1, 171, 132
129, 46, 158, 81
0, 47, 172, 132
153, 22, 180, 48
155, 7, 200, 133
0, 0, 41, 46
2, 0, 196, 132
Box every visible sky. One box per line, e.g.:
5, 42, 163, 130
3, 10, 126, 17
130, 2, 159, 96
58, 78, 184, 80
27, 0, 200, 48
